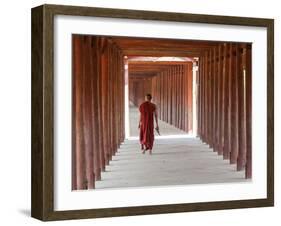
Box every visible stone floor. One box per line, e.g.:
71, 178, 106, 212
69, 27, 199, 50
95, 105, 248, 189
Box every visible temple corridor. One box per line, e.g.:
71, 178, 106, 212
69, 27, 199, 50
95, 106, 246, 189
72, 35, 252, 190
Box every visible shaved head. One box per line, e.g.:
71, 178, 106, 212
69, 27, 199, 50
145, 94, 152, 101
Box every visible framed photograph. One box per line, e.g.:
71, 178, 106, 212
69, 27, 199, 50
31, 4, 274, 221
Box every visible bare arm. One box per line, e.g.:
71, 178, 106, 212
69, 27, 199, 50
138, 111, 141, 129
154, 105, 159, 129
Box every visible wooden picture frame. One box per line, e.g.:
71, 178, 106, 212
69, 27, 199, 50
31, 4, 274, 221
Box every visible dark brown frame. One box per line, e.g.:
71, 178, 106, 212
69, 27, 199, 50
31, 4, 274, 221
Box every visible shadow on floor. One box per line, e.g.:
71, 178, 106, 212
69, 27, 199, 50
18, 209, 30, 217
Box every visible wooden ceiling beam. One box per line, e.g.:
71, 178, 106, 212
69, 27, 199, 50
111, 37, 219, 49
128, 61, 193, 65
123, 49, 203, 57
129, 74, 156, 79
129, 65, 176, 72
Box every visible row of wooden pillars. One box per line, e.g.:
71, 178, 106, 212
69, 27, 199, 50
129, 62, 194, 133
129, 77, 152, 108
72, 35, 125, 190
197, 43, 252, 178
72, 34, 252, 190
151, 64, 193, 133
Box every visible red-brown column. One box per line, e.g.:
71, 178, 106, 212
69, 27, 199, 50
216, 45, 223, 154
230, 44, 239, 164
220, 44, 227, 155
212, 47, 218, 151
182, 65, 186, 131
198, 58, 203, 137
237, 45, 247, 171
100, 38, 110, 166
201, 56, 206, 142
72, 36, 87, 190
228, 43, 234, 161
197, 43, 251, 178
223, 43, 231, 160
197, 61, 200, 136
91, 38, 101, 181
83, 37, 95, 188
96, 38, 105, 177
207, 51, 212, 146
187, 63, 193, 133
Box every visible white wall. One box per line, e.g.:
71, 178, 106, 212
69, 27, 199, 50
0, 0, 279, 225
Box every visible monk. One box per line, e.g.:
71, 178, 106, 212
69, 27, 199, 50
138, 94, 159, 154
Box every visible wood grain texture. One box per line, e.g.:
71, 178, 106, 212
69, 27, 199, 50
266, 19, 274, 205
31, 4, 274, 221
72, 35, 125, 189
31, 5, 44, 220
197, 43, 253, 176
149, 63, 193, 132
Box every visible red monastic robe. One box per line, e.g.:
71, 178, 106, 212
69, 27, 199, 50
139, 101, 156, 150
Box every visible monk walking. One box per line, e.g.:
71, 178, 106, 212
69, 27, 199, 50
138, 94, 159, 154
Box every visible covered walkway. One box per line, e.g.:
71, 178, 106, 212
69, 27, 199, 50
95, 106, 246, 189
72, 35, 252, 190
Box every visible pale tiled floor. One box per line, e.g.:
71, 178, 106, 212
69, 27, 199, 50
95, 105, 249, 189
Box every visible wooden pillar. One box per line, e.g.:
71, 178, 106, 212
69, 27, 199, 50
112, 46, 117, 154
169, 68, 172, 125
107, 45, 113, 160
177, 66, 181, 130
212, 48, 215, 151
174, 66, 178, 127
200, 57, 204, 137
161, 72, 164, 120
187, 63, 193, 133
183, 65, 188, 132
165, 70, 168, 123
101, 39, 110, 166
230, 44, 239, 164
171, 67, 174, 126
220, 44, 227, 155
198, 59, 202, 136
168, 69, 172, 125
205, 52, 209, 144
208, 50, 214, 148
90, 37, 101, 181
83, 37, 95, 188
181, 66, 185, 130
96, 38, 105, 176
179, 66, 183, 129
223, 43, 231, 160
72, 36, 87, 190
201, 56, 206, 142
216, 45, 222, 154
174, 66, 179, 127
237, 45, 247, 171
